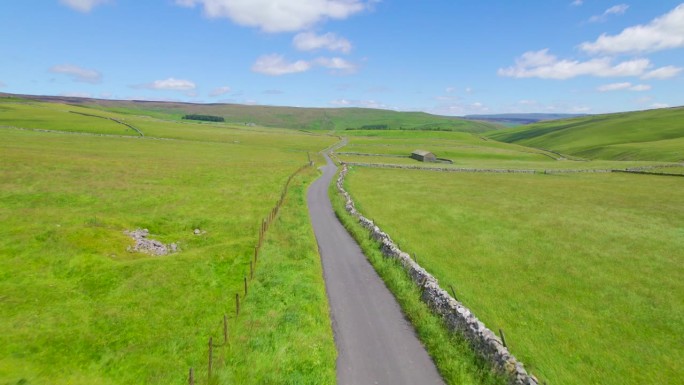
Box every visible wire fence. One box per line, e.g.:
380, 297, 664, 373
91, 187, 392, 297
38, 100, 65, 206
187, 159, 313, 384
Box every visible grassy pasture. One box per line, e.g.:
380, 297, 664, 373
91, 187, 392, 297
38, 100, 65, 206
0, 101, 138, 136
335, 131, 678, 170
2, 94, 499, 133
343, 167, 683, 385
0, 101, 336, 384
487, 107, 684, 162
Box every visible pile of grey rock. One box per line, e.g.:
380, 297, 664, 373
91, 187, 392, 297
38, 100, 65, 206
125, 229, 178, 256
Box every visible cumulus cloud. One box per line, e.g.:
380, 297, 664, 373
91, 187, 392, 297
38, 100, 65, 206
135, 77, 197, 91
589, 4, 629, 23
251, 54, 312, 75
498, 49, 651, 79
330, 98, 392, 109
59, 0, 109, 12
429, 101, 490, 116
49, 64, 102, 83
176, 0, 371, 33
650, 102, 670, 109
315, 57, 357, 73
596, 82, 651, 92
251, 54, 357, 75
580, 4, 684, 54
59, 91, 92, 98
209, 86, 231, 97
641, 65, 683, 79
571, 0, 583, 6
293, 32, 352, 53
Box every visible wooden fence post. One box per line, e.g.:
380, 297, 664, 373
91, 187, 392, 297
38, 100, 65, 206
236, 293, 240, 316
499, 329, 508, 348
244, 277, 248, 296
188, 367, 194, 385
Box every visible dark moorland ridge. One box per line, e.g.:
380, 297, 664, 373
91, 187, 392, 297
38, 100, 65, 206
0, 92, 498, 133
463, 113, 589, 125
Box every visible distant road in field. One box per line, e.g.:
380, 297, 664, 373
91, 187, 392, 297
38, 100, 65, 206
307, 152, 445, 385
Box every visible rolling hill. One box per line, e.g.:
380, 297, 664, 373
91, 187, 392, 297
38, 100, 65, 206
487, 107, 684, 162
0, 93, 500, 133
463, 113, 587, 126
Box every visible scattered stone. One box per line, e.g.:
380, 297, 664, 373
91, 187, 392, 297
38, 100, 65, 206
194, 229, 201, 235
124, 229, 179, 256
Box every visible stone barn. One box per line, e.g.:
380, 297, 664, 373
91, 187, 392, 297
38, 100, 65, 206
410, 150, 437, 162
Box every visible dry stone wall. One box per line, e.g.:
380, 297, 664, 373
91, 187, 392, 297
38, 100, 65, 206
342, 162, 538, 174
336, 164, 539, 385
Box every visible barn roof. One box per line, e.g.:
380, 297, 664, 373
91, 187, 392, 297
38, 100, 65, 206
412, 150, 434, 156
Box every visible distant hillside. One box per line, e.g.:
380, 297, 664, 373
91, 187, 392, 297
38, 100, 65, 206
1, 93, 500, 133
487, 107, 684, 162
464, 113, 588, 126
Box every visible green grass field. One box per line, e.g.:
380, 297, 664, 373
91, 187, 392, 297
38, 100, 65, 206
0, 99, 337, 384
3, 93, 683, 385
2, 93, 500, 133
487, 107, 684, 162
334, 130, 679, 171
342, 167, 683, 385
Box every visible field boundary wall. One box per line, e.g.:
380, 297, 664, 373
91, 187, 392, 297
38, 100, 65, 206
336, 163, 539, 385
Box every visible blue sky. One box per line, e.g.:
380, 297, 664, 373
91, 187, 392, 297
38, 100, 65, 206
1, 0, 683, 115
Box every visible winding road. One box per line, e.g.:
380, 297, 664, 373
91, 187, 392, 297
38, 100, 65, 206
307, 153, 445, 385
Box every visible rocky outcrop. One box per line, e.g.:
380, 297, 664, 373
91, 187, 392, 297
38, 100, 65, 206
336, 164, 539, 385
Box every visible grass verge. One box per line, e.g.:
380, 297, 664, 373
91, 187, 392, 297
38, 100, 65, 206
199, 167, 337, 385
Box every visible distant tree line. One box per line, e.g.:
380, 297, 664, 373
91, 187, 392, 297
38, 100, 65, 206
182, 114, 225, 122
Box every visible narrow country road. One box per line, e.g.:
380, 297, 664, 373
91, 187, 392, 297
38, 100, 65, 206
307, 152, 445, 385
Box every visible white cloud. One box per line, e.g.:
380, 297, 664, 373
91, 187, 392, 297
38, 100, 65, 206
136, 78, 197, 91
49, 64, 102, 84
650, 102, 670, 109
498, 49, 651, 79
571, 0, 583, 6
330, 99, 392, 109
589, 4, 629, 23
596, 82, 651, 92
59, 91, 92, 98
629, 84, 652, 91
293, 32, 352, 53
251, 54, 312, 75
445, 86, 456, 93
209, 86, 231, 97
251, 54, 357, 75
429, 101, 490, 116
580, 4, 684, 54
176, 0, 371, 33
59, 0, 109, 12
641, 65, 683, 79
315, 57, 357, 73
0, 81, 5, 88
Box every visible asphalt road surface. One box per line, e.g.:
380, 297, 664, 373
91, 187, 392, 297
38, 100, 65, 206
307, 153, 445, 385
